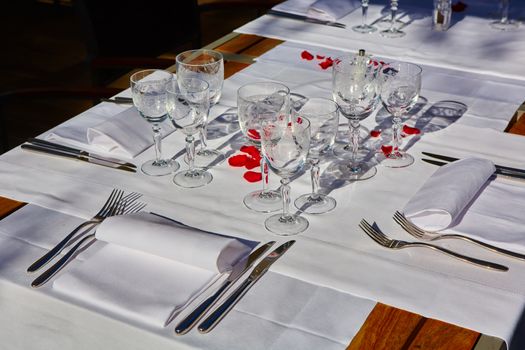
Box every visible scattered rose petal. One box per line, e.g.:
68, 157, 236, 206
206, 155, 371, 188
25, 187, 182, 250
319, 57, 334, 70
244, 171, 262, 182
402, 125, 421, 135
240, 145, 261, 159
370, 130, 381, 137
228, 154, 248, 167
245, 158, 261, 170
316, 55, 325, 59
247, 129, 260, 140
381, 145, 393, 156
452, 1, 467, 12
301, 50, 314, 60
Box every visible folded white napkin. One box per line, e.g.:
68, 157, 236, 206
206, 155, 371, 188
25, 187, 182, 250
53, 213, 251, 328
403, 157, 496, 231
307, 0, 360, 21
47, 106, 175, 159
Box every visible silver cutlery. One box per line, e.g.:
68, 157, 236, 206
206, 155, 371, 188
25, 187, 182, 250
198, 240, 295, 333
393, 211, 525, 261
31, 200, 146, 288
175, 241, 275, 335
267, 9, 346, 28
27, 189, 141, 273
100, 96, 133, 104
359, 219, 508, 271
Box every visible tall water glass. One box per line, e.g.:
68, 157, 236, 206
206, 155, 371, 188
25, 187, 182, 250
380, 0, 406, 38
293, 98, 339, 214
166, 78, 213, 188
176, 49, 225, 166
490, 0, 519, 30
262, 116, 311, 235
377, 61, 422, 168
237, 82, 290, 213
332, 54, 381, 180
130, 69, 179, 176
353, 0, 377, 33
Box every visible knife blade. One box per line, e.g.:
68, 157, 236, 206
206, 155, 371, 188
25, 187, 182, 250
267, 9, 346, 28
27, 138, 136, 169
174, 241, 276, 335
198, 240, 295, 333
21, 144, 136, 173
422, 158, 525, 181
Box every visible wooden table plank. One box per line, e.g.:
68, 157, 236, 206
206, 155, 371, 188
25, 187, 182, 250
408, 319, 480, 350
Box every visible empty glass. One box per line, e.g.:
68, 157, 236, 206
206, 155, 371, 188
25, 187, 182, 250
261, 116, 311, 235
293, 98, 339, 214
130, 69, 179, 176
353, 0, 377, 33
377, 61, 422, 168
166, 78, 213, 188
176, 49, 225, 167
237, 82, 290, 213
332, 54, 381, 180
380, 0, 406, 38
490, 0, 519, 31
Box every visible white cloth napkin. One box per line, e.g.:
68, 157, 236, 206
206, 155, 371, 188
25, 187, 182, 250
47, 106, 175, 159
53, 213, 252, 328
403, 157, 496, 231
273, 0, 359, 21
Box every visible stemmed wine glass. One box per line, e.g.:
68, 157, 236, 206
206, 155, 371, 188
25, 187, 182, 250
237, 82, 290, 213
176, 49, 225, 167
166, 77, 213, 188
332, 53, 381, 180
293, 98, 339, 214
353, 0, 377, 33
380, 0, 405, 38
377, 61, 422, 168
130, 69, 180, 176
261, 116, 311, 235
490, 0, 519, 31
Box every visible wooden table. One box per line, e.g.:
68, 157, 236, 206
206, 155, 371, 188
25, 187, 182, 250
2, 33, 524, 350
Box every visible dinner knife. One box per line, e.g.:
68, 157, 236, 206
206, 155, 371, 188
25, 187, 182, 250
421, 157, 525, 181
174, 241, 276, 335
422, 152, 525, 176
27, 138, 136, 169
267, 9, 346, 28
198, 240, 295, 333
21, 144, 136, 173
101, 96, 133, 104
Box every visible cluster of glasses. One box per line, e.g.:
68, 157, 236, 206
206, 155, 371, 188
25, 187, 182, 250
353, 0, 406, 38
130, 49, 224, 188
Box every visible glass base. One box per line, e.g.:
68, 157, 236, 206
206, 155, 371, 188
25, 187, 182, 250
376, 151, 414, 168
490, 20, 519, 31
265, 214, 309, 236
294, 194, 336, 214
173, 169, 213, 188
338, 162, 377, 181
375, 18, 405, 29
185, 148, 226, 168
352, 24, 377, 33
380, 28, 406, 38
141, 158, 180, 176
243, 190, 281, 213
333, 145, 370, 160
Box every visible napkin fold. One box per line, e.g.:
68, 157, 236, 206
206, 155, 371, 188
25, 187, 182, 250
403, 157, 496, 231
307, 0, 360, 21
47, 107, 175, 159
53, 213, 252, 328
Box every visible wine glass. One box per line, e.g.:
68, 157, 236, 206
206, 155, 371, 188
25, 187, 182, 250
377, 61, 422, 168
130, 69, 180, 176
176, 49, 225, 167
261, 116, 311, 235
293, 98, 339, 214
490, 0, 519, 31
166, 77, 213, 188
380, 0, 406, 38
353, 0, 377, 33
237, 82, 290, 213
332, 54, 381, 180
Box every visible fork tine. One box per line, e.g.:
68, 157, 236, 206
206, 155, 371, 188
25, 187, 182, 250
359, 219, 389, 246
393, 211, 425, 238
100, 190, 124, 217
95, 189, 118, 216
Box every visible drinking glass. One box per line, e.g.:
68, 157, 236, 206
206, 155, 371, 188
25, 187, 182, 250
262, 116, 311, 235
380, 0, 406, 38
377, 61, 422, 168
332, 54, 381, 180
130, 69, 179, 176
166, 77, 213, 188
237, 82, 290, 213
176, 49, 225, 167
293, 98, 339, 214
353, 0, 377, 33
490, 0, 519, 31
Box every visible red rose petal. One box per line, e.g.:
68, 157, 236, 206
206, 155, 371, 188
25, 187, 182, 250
452, 1, 467, 12
247, 129, 260, 140
245, 157, 261, 170
301, 50, 314, 61
316, 55, 325, 59
402, 125, 421, 135
381, 145, 393, 156
370, 130, 381, 137
243, 171, 262, 182
319, 57, 334, 70
240, 145, 261, 160
228, 154, 248, 167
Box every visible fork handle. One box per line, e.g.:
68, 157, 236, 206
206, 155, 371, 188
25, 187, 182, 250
435, 234, 525, 261
411, 242, 509, 271
27, 220, 98, 273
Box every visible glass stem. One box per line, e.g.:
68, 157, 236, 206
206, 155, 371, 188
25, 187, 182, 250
361, 0, 369, 26
310, 158, 320, 199
260, 155, 269, 193
501, 0, 509, 23
392, 116, 402, 156
280, 178, 291, 219
389, 0, 398, 31
186, 135, 195, 173
198, 125, 208, 151
152, 124, 162, 164
350, 119, 361, 170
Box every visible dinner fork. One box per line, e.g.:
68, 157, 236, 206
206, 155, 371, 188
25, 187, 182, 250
27, 189, 141, 273
393, 211, 525, 261
359, 219, 508, 271
31, 200, 147, 288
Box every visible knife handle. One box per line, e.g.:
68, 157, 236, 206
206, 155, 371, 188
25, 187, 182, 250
21, 144, 79, 160
175, 280, 231, 335
198, 276, 256, 333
